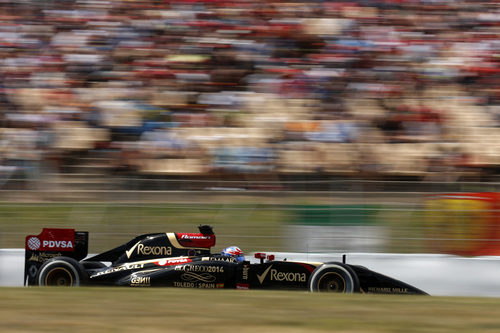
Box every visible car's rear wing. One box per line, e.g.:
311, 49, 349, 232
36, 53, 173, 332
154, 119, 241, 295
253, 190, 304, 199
24, 228, 88, 286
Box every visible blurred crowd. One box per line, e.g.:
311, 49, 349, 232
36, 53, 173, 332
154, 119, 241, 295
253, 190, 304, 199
1, 0, 500, 189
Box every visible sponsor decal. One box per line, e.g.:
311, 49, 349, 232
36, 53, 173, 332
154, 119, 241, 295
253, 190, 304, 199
131, 276, 151, 287
26, 229, 75, 252
173, 281, 195, 288
155, 258, 192, 266
125, 242, 140, 258
27, 237, 41, 250
181, 272, 216, 283
236, 283, 250, 290
180, 234, 210, 240
172, 281, 219, 289
28, 265, 38, 277
202, 256, 237, 262
137, 244, 172, 256
198, 283, 215, 289
126, 242, 172, 258
242, 265, 249, 281
270, 269, 306, 282
175, 265, 224, 273
257, 265, 307, 284
168, 232, 214, 249
257, 265, 273, 284
28, 252, 63, 263
367, 287, 409, 294
42, 240, 73, 249
91, 263, 144, 277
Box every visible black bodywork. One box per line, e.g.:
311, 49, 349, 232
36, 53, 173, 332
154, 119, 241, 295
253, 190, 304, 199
24, 226, 427, 294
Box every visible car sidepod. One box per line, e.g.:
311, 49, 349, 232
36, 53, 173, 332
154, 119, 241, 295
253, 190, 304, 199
91, 258, 241, 288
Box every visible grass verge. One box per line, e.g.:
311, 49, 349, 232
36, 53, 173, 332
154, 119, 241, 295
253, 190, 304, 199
0, 203, 288, 252
1, 287, 500, 333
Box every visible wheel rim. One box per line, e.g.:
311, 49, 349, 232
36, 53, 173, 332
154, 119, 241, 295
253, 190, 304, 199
44, 267, 73, 286
317, 272, 346, 292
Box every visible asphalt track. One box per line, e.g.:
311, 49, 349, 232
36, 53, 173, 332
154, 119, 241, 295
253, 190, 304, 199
2, 249, 500, 297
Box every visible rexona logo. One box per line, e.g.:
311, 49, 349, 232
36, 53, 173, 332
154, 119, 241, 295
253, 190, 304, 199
257, 265, 307, 284
126, 242, 172, 258
270, 269, 306, 282
43, 240, 74, 249
137, 244, 171, 256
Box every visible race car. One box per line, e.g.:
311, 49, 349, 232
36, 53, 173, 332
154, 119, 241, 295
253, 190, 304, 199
24, 225, 427, 294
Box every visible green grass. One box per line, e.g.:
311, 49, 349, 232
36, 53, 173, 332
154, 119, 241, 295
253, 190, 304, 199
0, 202, 433, 253
0, 203, 289, 252
1, 288, 500, 332
2, 200, 446, 254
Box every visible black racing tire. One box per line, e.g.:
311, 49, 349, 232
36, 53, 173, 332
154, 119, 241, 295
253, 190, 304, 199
309, 263, 360, 293
36, 257, 88, 287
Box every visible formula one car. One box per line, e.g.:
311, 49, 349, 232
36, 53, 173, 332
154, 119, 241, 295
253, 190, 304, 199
24, 226, 427, 294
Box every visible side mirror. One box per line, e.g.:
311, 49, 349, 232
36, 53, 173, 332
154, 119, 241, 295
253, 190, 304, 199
254, 253, 274, 263
254, 252, 266, 264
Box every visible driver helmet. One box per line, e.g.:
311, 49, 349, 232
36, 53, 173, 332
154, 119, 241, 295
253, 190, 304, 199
221, 246, 245, 262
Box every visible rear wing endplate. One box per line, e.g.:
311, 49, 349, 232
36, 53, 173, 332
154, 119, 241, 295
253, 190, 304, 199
24, 228, 88, 286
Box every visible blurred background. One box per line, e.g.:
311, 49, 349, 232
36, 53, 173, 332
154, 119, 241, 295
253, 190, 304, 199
1, 0, 500, 256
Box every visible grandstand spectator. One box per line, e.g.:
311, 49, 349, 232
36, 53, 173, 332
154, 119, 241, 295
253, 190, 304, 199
0, 0, 499, 189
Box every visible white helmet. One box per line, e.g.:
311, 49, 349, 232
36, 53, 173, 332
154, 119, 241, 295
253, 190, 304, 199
221, 246, 245, 262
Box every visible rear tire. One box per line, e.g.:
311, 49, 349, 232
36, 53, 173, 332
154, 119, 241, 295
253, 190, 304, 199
309, 263, 360, 293
37, 257, 88, 287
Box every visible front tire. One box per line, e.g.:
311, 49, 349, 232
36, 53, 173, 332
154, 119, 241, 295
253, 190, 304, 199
309, 263, 360, 293
37, 257, 88, 286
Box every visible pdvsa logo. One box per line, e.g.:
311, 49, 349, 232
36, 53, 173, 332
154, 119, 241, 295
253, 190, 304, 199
43, 240, 74, 249
27, 237, 74, 250
27, 237, 41, 250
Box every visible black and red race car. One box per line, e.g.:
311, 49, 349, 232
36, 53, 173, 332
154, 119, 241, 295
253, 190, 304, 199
24, 225, 427, 294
